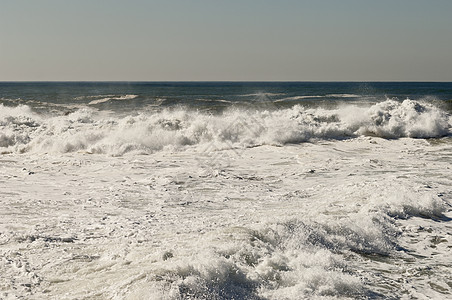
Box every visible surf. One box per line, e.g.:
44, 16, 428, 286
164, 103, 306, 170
0, 98, 450, 155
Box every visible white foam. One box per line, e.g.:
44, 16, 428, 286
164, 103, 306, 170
0, 99, 450, 155
338, 99, 450, 138
1, 134, 451, 298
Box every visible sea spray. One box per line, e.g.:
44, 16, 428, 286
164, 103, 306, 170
1, 99, 450, 155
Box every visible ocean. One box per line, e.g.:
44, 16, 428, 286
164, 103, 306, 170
1, 82, 451, 299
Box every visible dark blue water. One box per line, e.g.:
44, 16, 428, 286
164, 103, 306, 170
1, 82, 452, 113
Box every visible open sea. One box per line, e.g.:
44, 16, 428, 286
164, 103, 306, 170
1, 82, 451, 299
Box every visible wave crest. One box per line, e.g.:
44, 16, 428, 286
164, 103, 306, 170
0, 99, 450, 155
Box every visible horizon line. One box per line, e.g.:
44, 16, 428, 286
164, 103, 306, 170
1, 80, 452, 83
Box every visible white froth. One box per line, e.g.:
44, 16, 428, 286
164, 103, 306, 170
1, 100, 452, 299
1, 136, 451, 299
0, 99, 450, 156
339, 99, 450, 138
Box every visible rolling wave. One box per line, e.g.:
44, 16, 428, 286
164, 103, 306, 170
88, 94, 139, 105
0, 99, 450, 155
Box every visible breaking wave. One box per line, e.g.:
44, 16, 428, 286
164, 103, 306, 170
87, 94, 139, 105
118, 181, 448, 299
0, 99, 450, 155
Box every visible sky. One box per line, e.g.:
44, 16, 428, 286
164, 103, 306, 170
1, 0, 451, 81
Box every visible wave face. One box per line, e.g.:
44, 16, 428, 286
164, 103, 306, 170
0, 98, 450, 155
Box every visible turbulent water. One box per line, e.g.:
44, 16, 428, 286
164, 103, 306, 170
1, 82, 451, 299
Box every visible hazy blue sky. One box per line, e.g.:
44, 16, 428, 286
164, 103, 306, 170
1, 0, 451, 81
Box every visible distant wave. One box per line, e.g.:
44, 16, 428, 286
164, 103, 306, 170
87, 95, 139, 105
0, 99, 450, 155
275, 94, 361, 102
326, 94, 360, 98
74, 95, 115, 100
195, 99, 233, 104
276, 94, 360, 102
240, 92, 287, 97
275, 96, 324, 102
